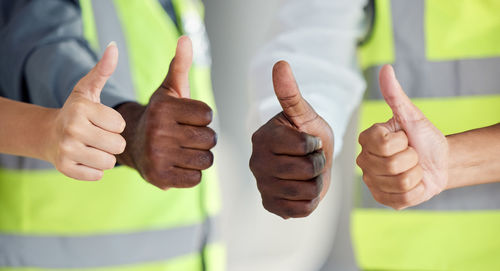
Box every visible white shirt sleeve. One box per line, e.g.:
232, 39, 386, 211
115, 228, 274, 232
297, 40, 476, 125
249, 0, 368, 157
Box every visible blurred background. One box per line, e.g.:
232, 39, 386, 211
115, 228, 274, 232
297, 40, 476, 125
204, 1, 359, 270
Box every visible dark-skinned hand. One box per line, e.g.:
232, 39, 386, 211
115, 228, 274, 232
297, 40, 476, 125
116, 36, 216, 190
250, 61, 334, 219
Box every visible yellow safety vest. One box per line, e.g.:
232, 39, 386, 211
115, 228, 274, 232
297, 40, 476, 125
0, 0, 224, 270
354, 0, 500, 270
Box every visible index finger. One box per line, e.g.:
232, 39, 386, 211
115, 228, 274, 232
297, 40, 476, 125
171, 98, 213, 126
87, 103, 126, 133
359, 124, 408, 157
267, 125, 322, 155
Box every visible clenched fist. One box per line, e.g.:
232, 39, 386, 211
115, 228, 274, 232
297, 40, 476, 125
47, 42, 126, 181
356, 65, 448, 210
250, 61, 334, 219
117, 36, 216, 190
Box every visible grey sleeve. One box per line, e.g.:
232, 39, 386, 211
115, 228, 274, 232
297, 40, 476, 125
0, 0, 135, 108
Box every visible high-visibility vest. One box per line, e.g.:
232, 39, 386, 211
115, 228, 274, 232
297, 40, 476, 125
354, 0, 500, 270
0, 0, 224, 270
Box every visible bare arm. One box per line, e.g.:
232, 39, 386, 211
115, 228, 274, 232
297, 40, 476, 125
0, 44, 126, 181
0, 97, 56, 160
356, 65, 500, 210
447, 123, 500, 189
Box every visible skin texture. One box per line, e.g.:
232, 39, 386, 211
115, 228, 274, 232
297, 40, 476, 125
447, 123, 500, 189
0, 42, 126, 181
116, 36, 217, 190
250, 61, 334, 219
357, 64, 500, 210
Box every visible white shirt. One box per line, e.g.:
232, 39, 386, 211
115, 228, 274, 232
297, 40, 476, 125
249, 0, 367, 157
240, 0, 368, 270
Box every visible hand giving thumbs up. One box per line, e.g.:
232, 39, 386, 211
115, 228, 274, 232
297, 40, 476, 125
250, 61, 334, 219
356, 65, 449, 209
46, 42, 126, 181
116, 36, 216, 190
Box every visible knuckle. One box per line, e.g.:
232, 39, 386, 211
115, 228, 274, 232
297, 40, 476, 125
359, 126, 375, 146
145, 121, 164, 139
116, 115, 126, 133
144, 142, 158, 159
56, 159, 71, 176
378, 131, 391, 146
385, 157, 400, 175
396, 175, 412, 191
300, 133, 315, 154
305, 178, 323, 199
92, 170, 104, 181
183, 126, 198, 141
183, 170, 202, 188
255, 178, 268, 194
288, 199, 318, 218
192, 101, 213, 124
85, 170, 103, 181
142, 166, 159, 184
159, 168, 202, 188
408, 147, 420, 163
398, 192, 413, 207
415, 165, 424, 179
251, 129, 263, 145
147, 98, 164, 113
362, 174, 372, 187
303, 160, 317, 179
63, 122, 81, 138
378, 142, 392, 157
58, 140, 74, 157
276, 160, 293, 176
282, 206, 300, 218
143, 161, 167, 184
249, 153, 264, 175
198, 151, 214, 169
307, 153, 325, 177
281, 183, 300, 198
358, 130, 366, 145
372, 191, 388, 207
102, 154, 116, 170
71, 100, 88, 115
208, 128, 217, 148
117, 136, 127, 154
261, 199, 285, 219
249, 155, 257, 172
202, 105, 213, 124
356, 153, 364, 168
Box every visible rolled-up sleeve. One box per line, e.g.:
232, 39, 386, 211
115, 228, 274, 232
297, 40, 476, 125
0, 0, 134, 108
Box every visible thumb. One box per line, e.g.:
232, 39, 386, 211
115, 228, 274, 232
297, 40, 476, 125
161, 36, 193, 98
272, 61, 317, 129
73, 41, 118, 103
379, 64, 425, 129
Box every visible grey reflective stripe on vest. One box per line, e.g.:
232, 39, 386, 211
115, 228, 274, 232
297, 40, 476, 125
364, 0, 500, 100
0, 154, 53, 170
360, 181, 500, 210
360, 0, 500, 210
91, 0, 136, 100
0, 216, 221, 268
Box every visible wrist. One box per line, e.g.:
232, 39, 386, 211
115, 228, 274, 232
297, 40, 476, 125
115, 102, 146, 169
445, 133, 474, 190
37, 107, 60, 163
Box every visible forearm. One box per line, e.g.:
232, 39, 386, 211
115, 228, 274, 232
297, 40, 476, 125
446, 123, 500, 189
0, 98, 56, 160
